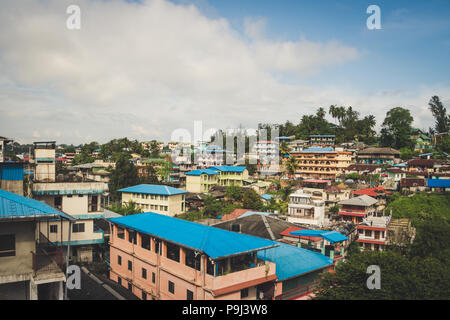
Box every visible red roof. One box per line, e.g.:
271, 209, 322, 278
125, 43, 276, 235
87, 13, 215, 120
353, 187, 390, 197
220, 209, 250, 221
279, 226, 322, 241
338, 211, 366, 217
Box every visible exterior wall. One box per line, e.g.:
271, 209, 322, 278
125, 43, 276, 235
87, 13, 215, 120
292, 152, 352, 179
186, 174, 218, 193
217, 170, 248, 187
34, 149, 56, 182
122, 192, 186, 216
38, 219, 103, 246
0, 221, 35, 282
109, 224, 276, 300
0, 180, 23, 195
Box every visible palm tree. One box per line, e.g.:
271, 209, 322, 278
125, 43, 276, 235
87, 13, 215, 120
286, 156, 298, 179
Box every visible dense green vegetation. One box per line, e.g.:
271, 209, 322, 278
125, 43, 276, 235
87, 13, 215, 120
107, 200, 143, 216
386, 192, 450, 224
314, 217, 450, 300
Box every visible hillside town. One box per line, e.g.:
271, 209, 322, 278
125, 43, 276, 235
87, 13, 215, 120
1, 99, 449, 300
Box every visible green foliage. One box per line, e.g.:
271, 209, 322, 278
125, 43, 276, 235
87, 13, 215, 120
177, 211, 207, 221
436, 134, 450, 153
345, 172, 360, 180
108, 153, 139, 201
225, 185, 243, 202
428, 96, 449, 134
107, 200, 143, 216
386, 192, 450, 224
314, 250, 450, 300
380, 107, 414, 150
242, 189, 263, 210
329, 205, 340, 215
72, 141, 99, 165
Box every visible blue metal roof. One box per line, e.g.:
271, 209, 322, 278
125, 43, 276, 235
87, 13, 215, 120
302, 147, 334, 152
261, 194, 272, 200
209, 166, 247, 173
0, 189, 73, 220
427, 179, 450, 188
257, 243, 333, 281
0, 163, 24, 181
108, 212, 278, 259
289, 230, 348, 244
118, 184, 187, 195
185, 169, 219, 176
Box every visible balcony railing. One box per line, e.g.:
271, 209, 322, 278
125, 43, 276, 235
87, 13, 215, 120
31, 247, 64, 276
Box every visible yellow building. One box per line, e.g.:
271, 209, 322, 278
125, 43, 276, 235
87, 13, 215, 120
291, 147, 352, 179
185, 169, 219, 193
209, 166, 249, 187
119, 184, 187, 217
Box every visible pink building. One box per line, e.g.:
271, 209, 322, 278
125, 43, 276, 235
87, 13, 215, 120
108, 212, 279, 300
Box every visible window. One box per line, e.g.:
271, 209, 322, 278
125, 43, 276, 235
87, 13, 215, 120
141, 234, 151, 250
142, 291, 147, 300
142, 268, 147, 279
78, 194, 83, 197
231, 224, 241, 232
118, 277, 122, 285
152, 272, 156, 284
166, 242, 180, 262
88, 195, 98, 212
117, 227, 125, 239
67, 194, 73, 198
128, 260, 133, 271
54, 196, 62, 209
185, 249, 201, 271
240, 288, 249, 298
50, 225, 58, 233
128, 231, 137, 244
168, 281, 175, 294
186, 289, 194, 300
128, 282, 132, 291
118, 255, 122, 265
0, 235, 15, 257
154, 240, 160, 254
73, 223, 85, 233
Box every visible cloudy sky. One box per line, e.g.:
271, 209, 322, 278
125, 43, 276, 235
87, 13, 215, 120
0, 0, 449, 145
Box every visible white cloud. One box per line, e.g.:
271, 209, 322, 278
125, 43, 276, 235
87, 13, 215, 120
0, 0, 446, 145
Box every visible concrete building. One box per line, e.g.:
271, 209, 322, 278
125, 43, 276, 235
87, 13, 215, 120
0, 189, 73, 300
308, 135, 335, 147
0, 136, 13, 163
338, 195, 378, 224
119, 184, 187, 216
108, 212, 278, 300
209, 166, 249, 187
286, 190, 328, 227
185, 169, 219, 193
356, 214, 392, 251
31, 142, 105, 263
291, 147, 352, 179
357, 147, 401, 165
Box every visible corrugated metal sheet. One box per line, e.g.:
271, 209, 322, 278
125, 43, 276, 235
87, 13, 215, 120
290, 229, 348, 244
108, 212, 278, 259
427, 178, 450, 188
257, 243, 333, 281
185, 169, 219, 176
209, 166, 247, 172
0, 189, 72, 220
118, 184, 187, 195
0, 163, 24, 181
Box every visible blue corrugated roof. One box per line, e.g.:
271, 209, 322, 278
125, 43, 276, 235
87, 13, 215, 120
427, 179, 450, 188
261, 194, 272, 200
209, 166, 247, 173
303, 147, 334, 152
289, 229, 348, 244
108, 212, 278, 259
118, 184, 187, 195
0, 189, 72, 220
185, 169, 219, 176
257, 243, 333, 281
0, 163, 24, 181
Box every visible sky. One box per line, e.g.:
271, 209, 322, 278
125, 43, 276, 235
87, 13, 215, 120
0, 0, 449, 145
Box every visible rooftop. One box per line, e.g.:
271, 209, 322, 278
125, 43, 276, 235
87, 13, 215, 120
257, 243, 333, 281
0, 189, 72, 220
118, 184, 187, 196
208, 166, 247, 173
339, 195, 378, 207
185, 169, 219, 176
108, 212, 279, 260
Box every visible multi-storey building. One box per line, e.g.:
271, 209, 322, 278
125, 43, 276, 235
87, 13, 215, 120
357, 147, 401, 165
185, 169, 219, 193
356, 214, 392, 251
337, 195, 378, 224
290, 147, 352, 179
0, 189, 73, 300
108, 212, 278, 300
0, 136, 13, 163
209, 166, 249, 187
119, 184, 187, 216
286, 190, 328, 227
31, 142, 105, 263
308, 135, 335, 147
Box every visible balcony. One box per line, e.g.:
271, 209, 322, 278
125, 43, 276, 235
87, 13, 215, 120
31, 233, 65, 282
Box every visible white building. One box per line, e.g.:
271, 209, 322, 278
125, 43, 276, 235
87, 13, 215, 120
286, 190, 329, 227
